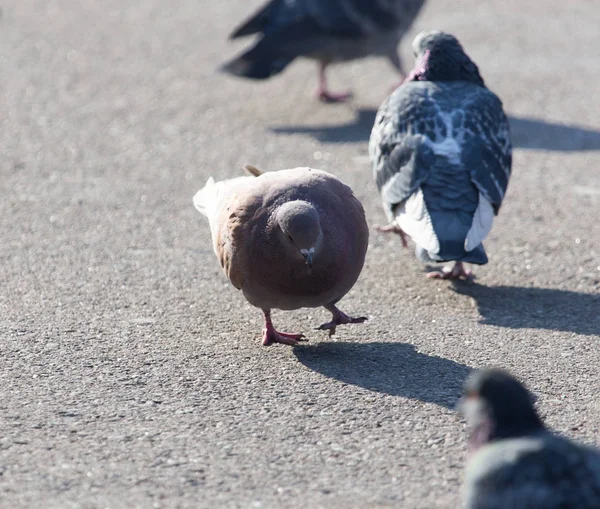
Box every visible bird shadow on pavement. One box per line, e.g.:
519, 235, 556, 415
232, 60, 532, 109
508, 116, 600, 151
294, 341, 471, 409
271, 109, 600, 151
452, 283, 600, 336
270, 108, 378, 144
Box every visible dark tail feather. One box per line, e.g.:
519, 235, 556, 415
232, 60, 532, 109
229, 0, 280, 39
415, 243, 488, 265
220, 45, 294, 80
243, 164, 263, 177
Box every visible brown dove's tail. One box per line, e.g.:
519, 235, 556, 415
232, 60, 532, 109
193, 177, 218, 218
243, 164, 263, 177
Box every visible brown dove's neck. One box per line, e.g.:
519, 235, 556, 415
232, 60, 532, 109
275, 200, 323, 252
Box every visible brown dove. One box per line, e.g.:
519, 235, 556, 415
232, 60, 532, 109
193, 165, 369, 346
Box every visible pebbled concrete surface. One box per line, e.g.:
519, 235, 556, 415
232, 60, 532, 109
1, 1, 599, 508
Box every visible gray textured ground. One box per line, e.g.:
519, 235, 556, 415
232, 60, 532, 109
1, 1, 599, 508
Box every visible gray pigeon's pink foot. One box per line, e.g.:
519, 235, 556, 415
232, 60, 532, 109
318, 304, 367, 337
426, 261, 474, 280
316, 61, 353, 103
374, 222, 409, 248
317, 88, 353, 103
261, 309, 306, 346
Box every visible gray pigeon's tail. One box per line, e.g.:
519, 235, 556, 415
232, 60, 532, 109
416, 243, 488, 265
243, 164, 263, 177
220, 41, 295, 80
222, 16, 325, 80
229, 0, 280, 39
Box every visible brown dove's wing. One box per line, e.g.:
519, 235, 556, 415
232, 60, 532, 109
194, 175, 264, 291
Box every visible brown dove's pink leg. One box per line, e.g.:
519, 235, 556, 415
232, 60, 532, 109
317, 304, 367, 337
374, 222, 409, 248
426, 261, 474, 280
261, 309, 307, 346
317, 62, 353, 103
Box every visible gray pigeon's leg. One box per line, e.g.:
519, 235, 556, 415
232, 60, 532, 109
317, 61, 353, 103
374, 222, 409, 248
426, 261, 474, 280
317, 304, 367, 337
261, 309, 307, 346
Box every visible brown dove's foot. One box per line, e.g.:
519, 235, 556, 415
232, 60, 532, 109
374, 222, 409, 248
318, 304, 367, 337
426, 261, 474, 281
261, 309, 307, 346
317, 88, 353, 103
262, 328, 306, 346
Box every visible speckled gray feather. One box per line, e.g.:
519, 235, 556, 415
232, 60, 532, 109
464, 434, 600, 509
369, 32, 512, 265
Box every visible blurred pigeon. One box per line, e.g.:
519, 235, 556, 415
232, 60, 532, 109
459, 369, 600, 508
369, 30, 512, 279
193, 165, 369, 346
221, 0, 426, 102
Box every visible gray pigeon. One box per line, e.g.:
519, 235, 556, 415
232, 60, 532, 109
221, 0, 426, 102
369, 30, 512, 279
459, 369, 600, 509
193, 165, 369, 346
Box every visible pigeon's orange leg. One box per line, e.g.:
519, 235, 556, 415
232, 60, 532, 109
374, 222, 409, 247
317, 62, 353, 103
317, 304, 367, 337
427, 261, 473, 280
261, 309, 307, 346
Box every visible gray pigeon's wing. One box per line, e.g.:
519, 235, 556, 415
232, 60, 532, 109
464, 435, 600, 509
369, 84, 438, 220
461, 88, 512, 214
229, 0, 282, 39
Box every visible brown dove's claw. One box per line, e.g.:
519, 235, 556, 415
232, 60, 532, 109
318, 304, 367, 337
262, 328, 307, 346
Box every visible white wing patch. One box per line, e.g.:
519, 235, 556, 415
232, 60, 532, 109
394, 187, 440, 254
424, 111, 462, 165
465, 193, 494, 251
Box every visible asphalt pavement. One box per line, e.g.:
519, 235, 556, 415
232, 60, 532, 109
1, 1, 599, 508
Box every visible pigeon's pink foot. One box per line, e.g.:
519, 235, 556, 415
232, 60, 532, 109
318, 304, 367, 337
261, 309, 307, 346
374, 222, 409, 248
317, 88, 353, 103
316, 62, 353, 103
262, 328, 306, 346
426, 261, 473, 281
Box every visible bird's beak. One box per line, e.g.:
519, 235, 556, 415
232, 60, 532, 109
300, 248, 314, 269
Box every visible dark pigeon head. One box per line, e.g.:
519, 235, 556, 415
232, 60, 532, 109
405, 30, 485, 87
459, 369, 545, 451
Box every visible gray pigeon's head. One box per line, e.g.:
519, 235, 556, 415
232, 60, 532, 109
459, 369, 544, 450
275, 200, 323, 268
411, 30, 453, 58
407, 30, 485, 87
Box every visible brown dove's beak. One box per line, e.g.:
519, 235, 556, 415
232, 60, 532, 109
300, 249, 314, 269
